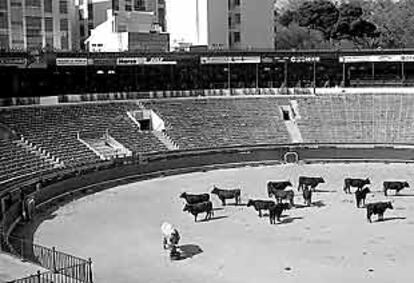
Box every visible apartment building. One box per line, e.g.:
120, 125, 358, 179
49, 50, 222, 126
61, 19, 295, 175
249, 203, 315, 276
0, 0, 78, 51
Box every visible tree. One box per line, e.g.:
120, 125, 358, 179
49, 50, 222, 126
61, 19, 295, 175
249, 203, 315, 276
331, 2, 379, 48
296, 0, 339, 40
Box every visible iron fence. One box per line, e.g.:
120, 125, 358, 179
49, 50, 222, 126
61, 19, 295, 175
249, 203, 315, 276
3, 235, 93, 283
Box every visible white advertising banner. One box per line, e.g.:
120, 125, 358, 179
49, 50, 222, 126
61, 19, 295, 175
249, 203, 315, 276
56, 58, 88, 66
340, 54, 414, 63
200, 56, 261, 64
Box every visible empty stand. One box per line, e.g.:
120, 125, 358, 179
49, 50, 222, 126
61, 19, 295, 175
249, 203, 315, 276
0, 102, 168, 167
144, 98, 291, 149
297, 94, 414, 144
0, 139, 55, 182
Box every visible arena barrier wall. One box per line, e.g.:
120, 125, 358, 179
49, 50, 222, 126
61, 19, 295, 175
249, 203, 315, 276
2, 143, 414, 282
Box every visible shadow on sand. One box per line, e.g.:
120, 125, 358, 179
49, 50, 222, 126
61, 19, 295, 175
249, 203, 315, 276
313, 189, 337, 193
198, 215, 228, 222
294, 200, 325, 209
375, 216, 406, 223
390, 193, 414, 197
173, 244, 203, 260
277, 216, 303, 225
212, 207, 224, 211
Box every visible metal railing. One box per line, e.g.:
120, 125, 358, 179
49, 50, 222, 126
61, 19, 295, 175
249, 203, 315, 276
3, 235, 93, 283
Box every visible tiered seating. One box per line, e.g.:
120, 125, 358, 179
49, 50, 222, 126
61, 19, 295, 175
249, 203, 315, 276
144, 98, 290, 149
0, 139, 54, 182
297, 94, 414, 144
0, 103, 167, 167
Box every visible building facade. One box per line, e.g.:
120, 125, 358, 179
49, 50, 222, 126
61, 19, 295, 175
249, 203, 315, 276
0, 0, 78, 51
84, 0, 169, 52
167, 0, 274, 51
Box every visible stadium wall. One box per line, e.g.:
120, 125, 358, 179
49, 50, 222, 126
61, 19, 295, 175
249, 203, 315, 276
3, 144, 414, 240
5, 87, 414, 107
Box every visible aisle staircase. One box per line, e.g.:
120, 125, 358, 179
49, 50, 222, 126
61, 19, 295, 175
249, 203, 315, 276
16, 136, 64, 168
152, 130, 180, 150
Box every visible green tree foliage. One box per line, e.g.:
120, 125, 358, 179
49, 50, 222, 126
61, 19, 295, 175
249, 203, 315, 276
363, 0, 414, 48
296, 0, 339, 40
276, 0, 380, 49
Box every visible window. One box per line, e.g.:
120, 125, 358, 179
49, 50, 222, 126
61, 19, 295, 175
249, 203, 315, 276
0, 0, 7, 10
45, 17, 53, 32
0, 35, 9, 49
45, 36, 53, 48
113, 0, 119, 11
44, 0, 52, 13
60, 35, 68, 49
60, 18, 68, 32
234, 0, 240, 6
59, 0, 68, 14
134, 0, 145, 11
234, 32, 240, 43
0, 11, 7, 29
125, 0, 132, 11
10, 0, 22, 8
235, 13, 241, 25
25, 0, 41, 7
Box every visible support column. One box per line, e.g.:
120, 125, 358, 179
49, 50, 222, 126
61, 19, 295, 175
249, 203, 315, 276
284, 61, 288, 86
371, 62, 375, 80
227, 62, 231, 93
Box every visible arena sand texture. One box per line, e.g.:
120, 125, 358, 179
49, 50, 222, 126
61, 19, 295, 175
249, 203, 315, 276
34, 163, 414, 283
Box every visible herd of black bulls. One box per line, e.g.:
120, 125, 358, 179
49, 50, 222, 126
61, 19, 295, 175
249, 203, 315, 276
179, 177, 409, 224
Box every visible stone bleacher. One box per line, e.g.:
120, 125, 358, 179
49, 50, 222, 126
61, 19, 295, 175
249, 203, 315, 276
0, 139, 54, 182
2, 94, 414, 184
0, 103, 167, 167
297, 94, 414, 144
144, 98, 291, 149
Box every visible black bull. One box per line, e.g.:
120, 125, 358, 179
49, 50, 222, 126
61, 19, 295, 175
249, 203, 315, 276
211, 186, 241, 205
297, 176, 325, 191
343, 178, 370, 194
267, 181, 292, 197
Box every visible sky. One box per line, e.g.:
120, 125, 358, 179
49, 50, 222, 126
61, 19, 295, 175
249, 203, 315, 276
166, 0, 198, 46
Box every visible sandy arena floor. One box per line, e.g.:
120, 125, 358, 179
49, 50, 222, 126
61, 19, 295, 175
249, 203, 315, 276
34, 163, 414, 283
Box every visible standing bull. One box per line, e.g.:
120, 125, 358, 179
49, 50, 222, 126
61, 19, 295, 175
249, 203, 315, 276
267, 181, 292, 197
343, 178, 371, 194
383, 181, 409, 196
297, 176, 325, 191
271, 190, 295, 207
180, 192, 210, 204
366, 201, 393, 223
211, 186, 241, 206
302, 187, 312, 207
269, 203, 290, 224
247, 199, 275, 217
355, 186, 371, 208
183, 201, 214, 222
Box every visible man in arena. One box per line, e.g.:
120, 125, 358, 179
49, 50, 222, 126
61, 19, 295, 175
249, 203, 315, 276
161, 222, 181, 260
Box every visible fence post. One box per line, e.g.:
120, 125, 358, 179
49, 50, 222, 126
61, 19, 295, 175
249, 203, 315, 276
36, 270, 41, 283
52, 246, 57, 273
20, 238, 24, 259
88, 258, 93, 283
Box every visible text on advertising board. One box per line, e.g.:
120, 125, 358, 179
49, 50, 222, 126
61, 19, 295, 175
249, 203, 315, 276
339, 55, 414, 63
200, 56, 261, 64
56, 58, 88, 66
116, 57, 177, 65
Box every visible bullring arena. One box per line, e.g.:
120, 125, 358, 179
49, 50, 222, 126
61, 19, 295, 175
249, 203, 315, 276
2, 93, 414, 283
